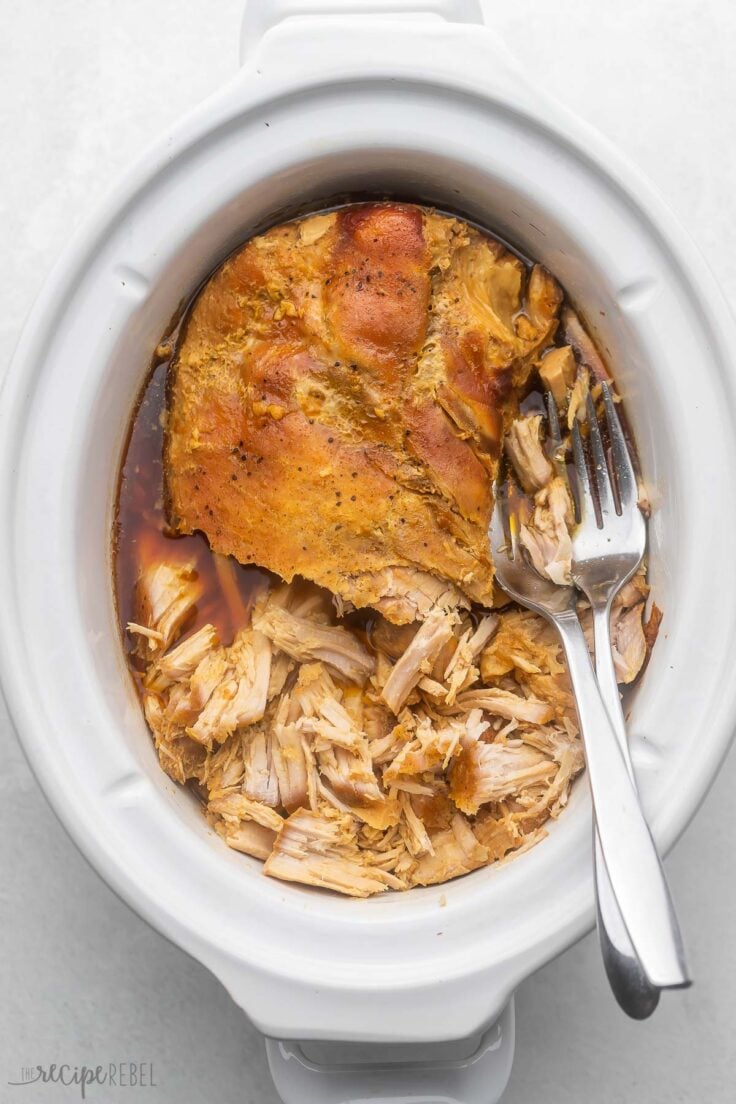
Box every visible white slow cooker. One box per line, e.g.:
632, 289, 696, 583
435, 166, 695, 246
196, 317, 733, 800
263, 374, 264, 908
3, 3, 736, 1101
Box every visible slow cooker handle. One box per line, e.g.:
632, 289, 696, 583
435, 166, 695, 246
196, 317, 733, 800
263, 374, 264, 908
240, 0, 487, 62
265, 999, 515, 1104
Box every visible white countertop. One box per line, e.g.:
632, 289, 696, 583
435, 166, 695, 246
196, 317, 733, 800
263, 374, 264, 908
2, 2, 735, 1100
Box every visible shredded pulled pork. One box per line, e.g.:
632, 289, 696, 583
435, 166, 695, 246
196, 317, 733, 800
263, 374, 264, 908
518, 477, 574, 586
381, 607, 459, 713
253, 602, 375, 684
538, 346, 576, 409
129, 537, 657, 896
264, 808, 404, 897
505, 415, 553, 494
128, 559, 201, 658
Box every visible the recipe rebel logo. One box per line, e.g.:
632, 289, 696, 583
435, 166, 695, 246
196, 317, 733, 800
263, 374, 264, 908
7, 1062, 157, 1098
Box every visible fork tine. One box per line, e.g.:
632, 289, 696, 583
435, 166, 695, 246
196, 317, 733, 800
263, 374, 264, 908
491, 461, 517, 561
503, 469, 523, 561
495, 475, 513, 556
601, 381, 638, 511
508, 503, 520, 560
585, 390, 616, 520
571, 418, 595, 526
546, 389, 562, 448
545, 390, 567, 479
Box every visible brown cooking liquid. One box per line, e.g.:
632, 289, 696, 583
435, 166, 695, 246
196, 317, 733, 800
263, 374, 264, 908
114, 342, 270, 684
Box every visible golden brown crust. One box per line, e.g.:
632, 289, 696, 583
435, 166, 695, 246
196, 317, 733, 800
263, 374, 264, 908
328, 203, 430, 373
165, 203, 563, 622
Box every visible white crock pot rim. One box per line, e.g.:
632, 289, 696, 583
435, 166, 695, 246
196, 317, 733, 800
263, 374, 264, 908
2, 17, 736, 1019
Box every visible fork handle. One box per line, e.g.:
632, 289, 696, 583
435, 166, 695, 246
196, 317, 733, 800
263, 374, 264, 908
590, 602, 690, 989
554, 610, 691, 990
592, 598, 660, 1015
592, 603, 636, 776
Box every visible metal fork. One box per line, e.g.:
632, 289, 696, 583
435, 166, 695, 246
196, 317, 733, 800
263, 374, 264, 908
490, 457, 688, 1003
545, 393, 660, 1017
563, 382, 690, 997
